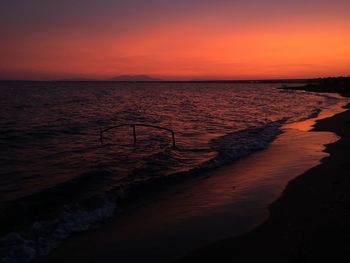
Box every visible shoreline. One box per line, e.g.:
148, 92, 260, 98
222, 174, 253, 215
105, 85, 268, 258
181, 101, 350, 262
39, 96, 347, 262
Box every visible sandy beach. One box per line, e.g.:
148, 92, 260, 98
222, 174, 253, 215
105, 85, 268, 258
181, 102, 350, 262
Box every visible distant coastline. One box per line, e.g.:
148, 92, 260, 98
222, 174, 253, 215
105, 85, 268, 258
281, 76, 350, 96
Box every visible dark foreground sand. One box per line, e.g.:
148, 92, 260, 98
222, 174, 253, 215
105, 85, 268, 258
181, 104, 350, 262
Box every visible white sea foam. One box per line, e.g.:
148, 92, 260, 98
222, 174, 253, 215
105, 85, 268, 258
0, 197, 115, 263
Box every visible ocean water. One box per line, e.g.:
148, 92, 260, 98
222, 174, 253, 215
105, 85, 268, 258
0, 81, 340, 262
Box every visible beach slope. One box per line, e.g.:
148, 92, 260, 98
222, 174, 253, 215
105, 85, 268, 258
181, 104, 350, 262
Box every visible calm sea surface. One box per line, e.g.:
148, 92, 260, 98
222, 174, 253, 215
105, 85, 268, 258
0, 81, 340, 261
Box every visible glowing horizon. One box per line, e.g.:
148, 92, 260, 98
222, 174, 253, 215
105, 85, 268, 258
1, 0, 350, 80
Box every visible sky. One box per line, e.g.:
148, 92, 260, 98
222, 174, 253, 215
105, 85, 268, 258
1, 0, 350, 80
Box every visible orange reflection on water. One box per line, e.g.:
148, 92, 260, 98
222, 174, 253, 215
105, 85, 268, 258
285, 98, 348, 132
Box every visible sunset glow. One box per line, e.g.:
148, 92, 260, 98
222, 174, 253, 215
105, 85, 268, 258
1, 0, 350, 80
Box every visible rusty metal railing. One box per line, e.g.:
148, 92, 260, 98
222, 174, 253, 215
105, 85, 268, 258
100, 124, 176, 148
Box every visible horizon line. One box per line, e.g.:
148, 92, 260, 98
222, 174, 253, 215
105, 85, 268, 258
0, 77, 314, 82
1, 75, 348, 83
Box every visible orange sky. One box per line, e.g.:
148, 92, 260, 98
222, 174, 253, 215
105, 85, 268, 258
1, 1, 350, 80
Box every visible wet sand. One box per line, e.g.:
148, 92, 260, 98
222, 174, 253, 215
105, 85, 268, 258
182, 103, 350, 263
41, 102, 348, 262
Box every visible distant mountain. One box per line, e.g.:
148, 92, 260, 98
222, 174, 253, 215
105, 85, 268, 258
53, 78, 97, 81
109, 75, 162, 82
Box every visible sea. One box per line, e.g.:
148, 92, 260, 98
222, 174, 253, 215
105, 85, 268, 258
0, 81, 341, 262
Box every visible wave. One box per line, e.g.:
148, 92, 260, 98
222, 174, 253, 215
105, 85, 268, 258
0, 119, 290, 263
0, 197, 115, 263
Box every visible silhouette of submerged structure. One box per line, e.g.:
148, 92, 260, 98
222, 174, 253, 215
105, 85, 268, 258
100, 124, 176, 148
